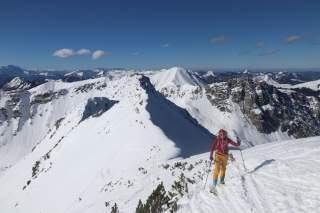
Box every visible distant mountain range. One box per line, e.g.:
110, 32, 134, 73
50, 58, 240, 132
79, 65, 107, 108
1, 65, 320, 90
0, 65, 129, 90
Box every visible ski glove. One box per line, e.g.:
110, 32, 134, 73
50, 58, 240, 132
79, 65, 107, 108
210, 155, 213, 161
236, 136, 241, 145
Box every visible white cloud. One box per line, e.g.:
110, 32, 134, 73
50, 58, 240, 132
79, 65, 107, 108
260, 48, 280, 56
92, 50, 106, 60
132, 52, 140, 56
210, 36, 230, 44
283, 35, 303, 43
161, 43, 170, 48
77, 49, 91, 55
53, 48, 108, 59
53, 48, 75, 58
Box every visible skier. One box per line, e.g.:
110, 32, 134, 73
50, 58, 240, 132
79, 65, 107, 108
209, 129, 240, 192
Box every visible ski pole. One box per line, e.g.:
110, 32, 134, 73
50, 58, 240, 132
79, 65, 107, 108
203, 160, 212, 190
239, 149, 248, 172
232, 129, 248, 172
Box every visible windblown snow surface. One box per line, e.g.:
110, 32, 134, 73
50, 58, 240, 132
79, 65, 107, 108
0, 68, 319, 213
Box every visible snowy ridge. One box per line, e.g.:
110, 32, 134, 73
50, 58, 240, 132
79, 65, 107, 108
0, 74, 213, 212
258, 74, 320, 91
152, 67, 204, 89
291, 79, 320, 91
151, 74, 292, 146
178, 136, 320, 213
202, 70, 215, 78
2, 77, 31, 91
256, 74, 292, 88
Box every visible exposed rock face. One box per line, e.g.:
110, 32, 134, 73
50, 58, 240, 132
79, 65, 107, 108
30, 89, 68, 105
81, 97, 118, 121
206, 77, 320, 138
206, 82, 231, 113
198, 70, 320, 85
0, 91, 31, 137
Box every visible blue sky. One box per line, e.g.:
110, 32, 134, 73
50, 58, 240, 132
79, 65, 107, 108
0, 0, 319, 70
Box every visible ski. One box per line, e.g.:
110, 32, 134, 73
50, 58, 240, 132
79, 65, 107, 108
209, 185, 218, 195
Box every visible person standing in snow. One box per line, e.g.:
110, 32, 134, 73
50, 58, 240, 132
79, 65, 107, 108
209, 129, 240, 189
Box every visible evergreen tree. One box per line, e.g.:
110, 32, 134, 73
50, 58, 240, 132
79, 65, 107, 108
111, 202, 119, 213
135, 182, 171, 213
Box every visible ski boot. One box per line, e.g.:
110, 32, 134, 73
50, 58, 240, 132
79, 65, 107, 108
220, 176, 225, 185
210, 179, 218, 194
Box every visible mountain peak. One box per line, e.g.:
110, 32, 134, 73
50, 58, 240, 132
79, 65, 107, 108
2, 77, 30, 91
152, 66, 203, 88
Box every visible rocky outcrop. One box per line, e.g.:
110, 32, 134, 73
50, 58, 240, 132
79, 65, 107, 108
206, 77, 320, 138
30, 89, 68, 105
81, 97, 118, 122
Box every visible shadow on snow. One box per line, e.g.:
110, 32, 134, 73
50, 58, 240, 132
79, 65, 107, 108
139, 75, 214, 158
249, 159, 275, 174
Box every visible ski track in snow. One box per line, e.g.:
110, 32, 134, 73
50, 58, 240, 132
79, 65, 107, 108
180, 137, 320, 213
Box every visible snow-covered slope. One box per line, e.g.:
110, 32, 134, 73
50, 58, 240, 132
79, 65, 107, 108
256, 74, 292, 88
259, 74, 320, 91
178, 136, 320, 213
2, 77, 31, 91
0, 74, 213, 212
1, 81, 319, 213
291, 79, 320, 91
151, 67, 204, 89
151, 72, 292, 146
0, 67, 319, 212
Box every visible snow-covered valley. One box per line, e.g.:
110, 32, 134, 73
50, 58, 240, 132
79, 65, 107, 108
0, 67, 319, 212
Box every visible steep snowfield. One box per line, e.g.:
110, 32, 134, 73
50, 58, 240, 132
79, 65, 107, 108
1, 127, 318, 212
0, 74, 212, 212
151, 71, 291, 146
151, 67, 204, 89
